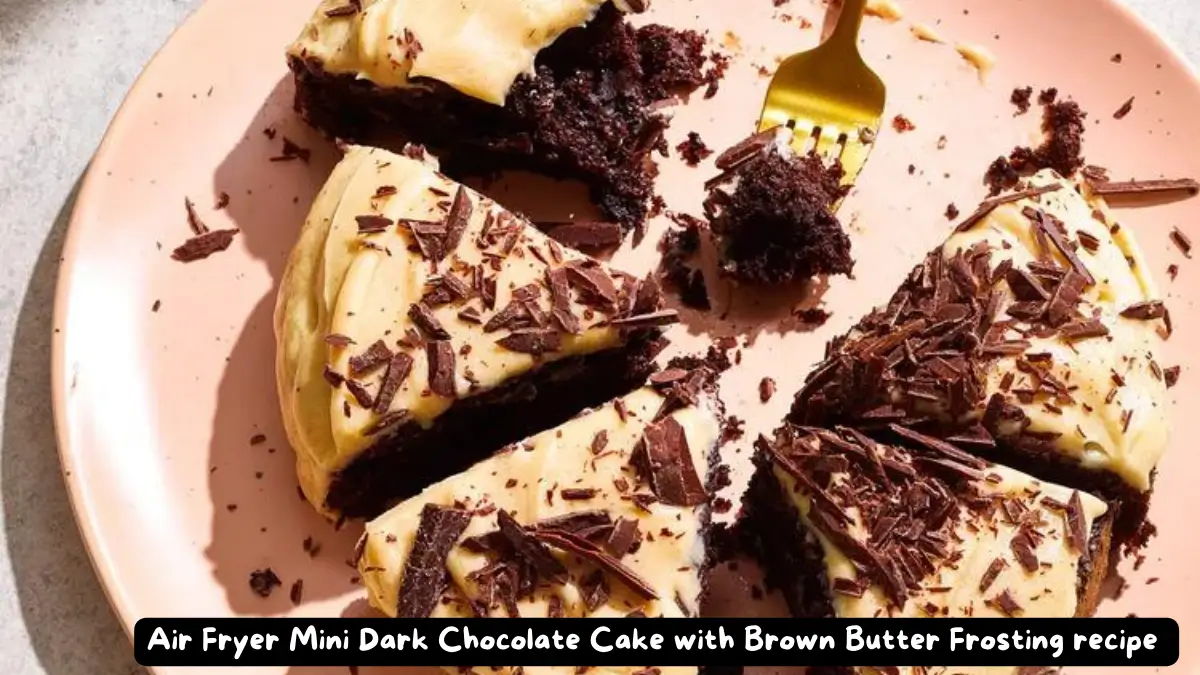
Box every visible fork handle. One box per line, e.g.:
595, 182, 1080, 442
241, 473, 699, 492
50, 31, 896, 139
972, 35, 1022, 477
827, 0, 869, 53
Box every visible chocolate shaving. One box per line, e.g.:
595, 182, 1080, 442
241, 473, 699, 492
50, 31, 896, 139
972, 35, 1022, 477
561, 488, 598, 501
714, 127, 778, 171
1009, 529, 1039, 572
325, 333, 355, 347
496, 510, 567, 583
373, 353, 414, 413
1171, 228, 1192, 257
1065, 491, 1087, 553
1059, 319, 1109, 341
426, 341, 456, 397
591, 431, 609, 455
534, 530, 658, 601
566, 263, 619, 309
1113, 97, 1135, 120
404, 219, 448, 260
396, 505, 471, 617
538, 221, 623, 251
439, 187, 473, 261
1120, 300, 1166, 320
184, 197, 208, 235
496, 328, 562, 356
1164, 365, 1181, 388
356, 215, 393, 234
887, 424, 987, 468
408, 302, 451, 340
580, 570, 610, 613
979, 558, 1006, 593
608, 310, 680, 329
989, 589, 1022, 616
605, 518, 639, 558
345, 379, 375, 409
1025, 208, 1095, 286
954, 184, 1062, 233
349, 340, 393, 376
1091, 178, 1199, 198
546, 268, 581, 334
639, 416, 706, 506
171, 229, 239, 262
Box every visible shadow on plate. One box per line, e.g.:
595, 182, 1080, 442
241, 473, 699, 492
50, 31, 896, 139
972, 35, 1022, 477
203, 75, 362, 615
1, 178, 147, 674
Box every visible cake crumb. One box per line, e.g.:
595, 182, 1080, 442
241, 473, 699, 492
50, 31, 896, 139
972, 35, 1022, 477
659, 215, 711, 310
676, 132, 713, 166
249, 568, 282, 597
793, 306, 831, 325
892, 114, 916, 132
1011, 86, 1033, 114
945, 203, 960, 220
702, 52, 731, 99
1112, 53, 1123, 64
759, 377, 777, 403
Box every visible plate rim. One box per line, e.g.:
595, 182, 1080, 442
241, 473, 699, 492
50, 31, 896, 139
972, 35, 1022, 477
46, 0, 1200, 662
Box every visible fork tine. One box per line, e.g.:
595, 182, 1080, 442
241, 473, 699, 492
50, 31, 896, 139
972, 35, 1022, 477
837, 135, 873, 185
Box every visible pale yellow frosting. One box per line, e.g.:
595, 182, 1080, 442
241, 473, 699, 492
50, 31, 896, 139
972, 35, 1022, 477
771, 436, 1108, 675
359, 386, 721, 675
275, 145, 634, 516
287, 0, 619, 105
945, 170, 1169, 491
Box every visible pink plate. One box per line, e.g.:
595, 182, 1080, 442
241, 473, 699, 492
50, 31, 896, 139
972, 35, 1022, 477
53, 0, 1200, 673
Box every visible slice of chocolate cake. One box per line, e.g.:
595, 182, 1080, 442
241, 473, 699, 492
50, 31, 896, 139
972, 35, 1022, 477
286, 0, 708, 234
275, 145, 676, 520
743, 424, 1112, 633
356, 375, 725, 634
791, 170, 1170, 546
703, 126, 854, 285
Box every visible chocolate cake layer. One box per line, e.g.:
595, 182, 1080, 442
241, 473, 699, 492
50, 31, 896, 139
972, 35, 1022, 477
790, 170, 1169, 546
288, 0, 707, 233
741, 424, 1113, 675
326, 331, 659, 518
275, 146, 678, 519
355, 370, 727, 675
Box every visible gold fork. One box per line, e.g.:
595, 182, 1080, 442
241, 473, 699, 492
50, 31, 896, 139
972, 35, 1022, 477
758, 0, 886, 192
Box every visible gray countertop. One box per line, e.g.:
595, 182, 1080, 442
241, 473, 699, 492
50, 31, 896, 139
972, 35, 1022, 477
0, 1, 1195, 673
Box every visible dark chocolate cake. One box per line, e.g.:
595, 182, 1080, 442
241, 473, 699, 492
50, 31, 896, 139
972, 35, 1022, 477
355, 366, 728, 632
789, 172, 1170, 549
742, 423, 1113, 630
276, 146, 679, 520
287, 0, 709, 234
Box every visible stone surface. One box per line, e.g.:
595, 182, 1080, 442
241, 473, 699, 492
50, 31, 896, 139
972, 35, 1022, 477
0, 0, 1194, 673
